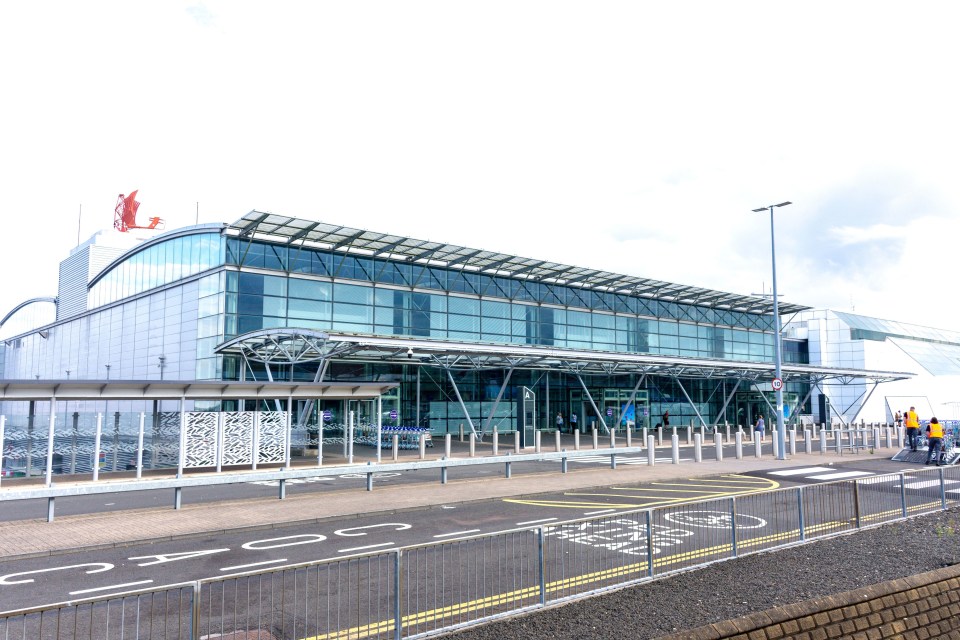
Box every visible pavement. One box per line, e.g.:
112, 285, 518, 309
0, 443, 901, 562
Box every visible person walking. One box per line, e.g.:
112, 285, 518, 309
926, 417, 944, 466
905, 406, 920, 452
894, 410, 902, 430
755, 415, 766, 441
570, 412, 578, 434
555, 412, 564, 433
662, 410, 670, 428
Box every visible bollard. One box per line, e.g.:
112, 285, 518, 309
897, 426, 904, 449
748, 427, 754, 443
574, 429, 580, 451
367, 462, 374, 491
610, 452, 617, 469
657, 427, 663, 447
469, 432, 476, 457
725, 423, 731, 443
174, 487, 182, 509
392, 434, 399, 461
441, 465, 448, 484
445, 433, 452, 458
279, 479, 286, 500
419, 433, 427, 460
643, 428, 649, 447
686, 426, 692, 445
505, 452, 512, 478
626, 428, 632, 447
515, 430, 521, 454
592, 428, 599, 450
735, 431, 743, 459
804, 429, 812, 455
561, 451, 568, 474
754, 435, 762, 458
694, 433, 702, 462
819, 430, 827, 455
647, 435, 656, 466
873, 427, 881, 450
714, 432, 723, 462
885, 428, 892, 450
671, 426, 677, 442
555, 429, 561, 452
772, 431, 779, 457
672, 434, 679, 464
610, 429, 616, 449
535, 430, 542, 454
459, 424, 464, 442
789, 430, 797, 456
835, 430, 842, 454
493, 428, 499, 456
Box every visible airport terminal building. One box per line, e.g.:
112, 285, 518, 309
0, 212, 907, 476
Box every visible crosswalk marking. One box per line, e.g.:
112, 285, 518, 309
806, 471, 875, 480
903, 479, 960, 489
768, 467, 835, 476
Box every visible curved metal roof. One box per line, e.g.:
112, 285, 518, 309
0, 297, 57, 328
226, 212, 810, 315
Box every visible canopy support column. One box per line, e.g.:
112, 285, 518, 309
621, 374, 647, 429
710, 378, 742, 429
482, 368, 514, 436
446, 369, 478, 438
575, 374, 608, 434
673, 377, 707, 429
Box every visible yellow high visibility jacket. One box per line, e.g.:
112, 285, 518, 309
928, 422, 944, 438
905, 411, 919, 429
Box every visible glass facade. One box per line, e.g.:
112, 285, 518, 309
224, 239, 778, 362
89, 232, 224, 308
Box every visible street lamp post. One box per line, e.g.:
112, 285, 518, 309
752, 201, 792, 460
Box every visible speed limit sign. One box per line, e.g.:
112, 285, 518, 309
771, 377, 783, 391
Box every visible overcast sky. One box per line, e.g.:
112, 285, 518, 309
2, 1, 958, 333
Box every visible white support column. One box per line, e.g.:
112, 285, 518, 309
446, 369, 478, 438
0, 416, 5, 488
376, 395, 383, 464
45, 397, 56, 488
575, 374, 608, 434
252, 409, 261, 471
285, 395, 293, 470
178, 396, 186, 478
483, 368, 514, 435
215, 411, 224, 474
136, 412, 145, 480
673, 377, 708, 429
348, 410, 355, 464
93, 412, 103, 481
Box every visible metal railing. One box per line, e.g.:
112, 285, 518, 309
3, 464, 957, 639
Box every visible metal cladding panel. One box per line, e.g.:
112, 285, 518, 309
56, 248, 89, 320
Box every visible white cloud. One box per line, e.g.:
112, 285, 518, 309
2, 1, 959, 333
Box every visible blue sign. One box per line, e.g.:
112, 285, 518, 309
322, 410, 332, 422
389, 410, 398, 420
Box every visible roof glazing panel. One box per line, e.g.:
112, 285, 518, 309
227, 212, 810, 315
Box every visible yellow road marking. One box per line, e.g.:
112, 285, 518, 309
303, 517, 852, 640
609, 487, 747, 494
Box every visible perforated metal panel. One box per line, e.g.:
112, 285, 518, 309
222, 411, 254, 465
257, 411, 287, 463
184, 412, 219, 467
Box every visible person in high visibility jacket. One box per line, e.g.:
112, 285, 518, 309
925, 417, 944, 466
905, 406, 920, 452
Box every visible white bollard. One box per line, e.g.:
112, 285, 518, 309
804, 429, 812, 455
445, 433, 452, 458
754, 435, 762, 458
694, 433, 702, 462
657, 427, 663, 447
574, 430, 580, 451
789, 430, 797, 456
610, 429, 616, 449
735, 431, 743, 459
419, 433, 427, 460
714, 432, 723, 462
819, 430, 827, 455
555, 429, 561, 452
493, 428, 499, 456
772, 431, 779, 457
647, 435, 656, 466
886, 428, 892, 450
392, 434, 399, 461
686, 426, 692, 445
535, 430, 541, 454
592, 428, 599, 450
514, 430, 521, 454
470, 432, 476, 457
672, 434, 679, 464
626, 428, 632, 447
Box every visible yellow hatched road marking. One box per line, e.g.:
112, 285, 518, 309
302, 518, 852, 640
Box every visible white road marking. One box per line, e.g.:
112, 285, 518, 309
768, 467, 835, 476
339, 542, 396, 553
220, 559, 289, 572
903, 479, 960, 489
806, 471, 875, 481
583, 509, 616, 516
70, 580, 154, 596
433, 530, 481, 538
516, 518, 558, 526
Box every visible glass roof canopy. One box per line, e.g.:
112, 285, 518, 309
226, 211, 811, 316
216, 329, 911, 385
